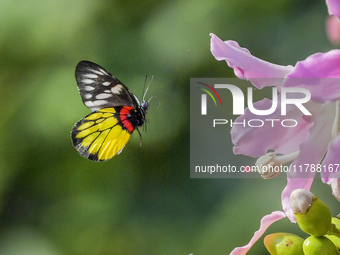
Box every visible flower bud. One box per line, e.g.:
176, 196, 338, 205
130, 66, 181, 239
290, 189, 332, 236
290, 189, 313, 213
303, 236, 339, 255
264, 232, 304, 255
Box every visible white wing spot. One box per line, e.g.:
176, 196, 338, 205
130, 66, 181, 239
85, 100, 108, 108
104, 90, 111, 93
82, 79, 95, 84
84, 93, 92, 99
96, 93, 112, 99
84, 86, 95, 91
111, 85, 123, 94
85, 101, 93, 107
99, 68, 107, 74
103, 81, 111, 86
83, 73, 98, 79
90, 68, 107, 76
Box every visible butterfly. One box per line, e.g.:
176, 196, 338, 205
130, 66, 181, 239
71, 60, 149, 161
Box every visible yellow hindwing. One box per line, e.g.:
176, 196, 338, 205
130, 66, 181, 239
71, 108, 132, 161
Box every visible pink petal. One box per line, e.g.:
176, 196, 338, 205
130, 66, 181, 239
326, 0, 340, 19
285, 50, 340, 103
210, 33, 293, 89
326, 15, 340, 45
329, 178, 340, 202
282, 103, 336, 221
321, 133, 340, 201
322, 132, 340, 180
231, 98, 318, 157
230, 211, 286, 255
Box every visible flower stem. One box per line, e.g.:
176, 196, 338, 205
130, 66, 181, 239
327, 223, 340, 239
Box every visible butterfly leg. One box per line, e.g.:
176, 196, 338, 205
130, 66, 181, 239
136, 128, 143, 146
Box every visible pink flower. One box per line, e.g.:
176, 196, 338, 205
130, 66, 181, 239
210, 33, 340, 222
326, 0, 340, 18
210, 2, 340, 255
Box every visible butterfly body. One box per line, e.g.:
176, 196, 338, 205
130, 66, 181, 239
71, 61, 148, 161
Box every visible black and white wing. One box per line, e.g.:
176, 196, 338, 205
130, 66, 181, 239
75, 60, 139, 111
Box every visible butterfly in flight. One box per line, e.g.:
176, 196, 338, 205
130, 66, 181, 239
71, 60, 149, 161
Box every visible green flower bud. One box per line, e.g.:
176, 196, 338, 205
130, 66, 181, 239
291, 189, 332, 236
326, 218, 340, 250
264, 232, 304, 255
303, 236, 339, 255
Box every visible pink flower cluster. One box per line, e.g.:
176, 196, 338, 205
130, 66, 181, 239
210, 0, 340, 254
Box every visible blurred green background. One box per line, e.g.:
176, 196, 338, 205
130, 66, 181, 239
1, 0, 339, 254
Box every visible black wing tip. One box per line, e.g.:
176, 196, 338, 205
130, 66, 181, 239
77, 60, 95, 66
76, 60, 99, 72
75, 60, 113, 83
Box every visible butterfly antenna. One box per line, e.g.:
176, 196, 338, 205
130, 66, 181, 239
142, 75, 154, 102
142, 75, 148, 98
148, 95, 161, 109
